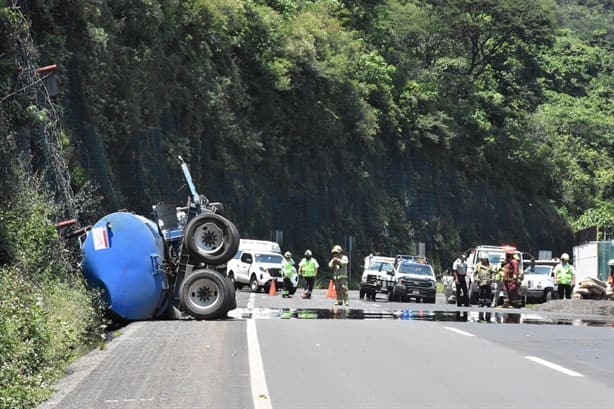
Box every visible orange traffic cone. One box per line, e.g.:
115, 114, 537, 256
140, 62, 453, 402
327, 280, 337, 299
269, 280, 277, 296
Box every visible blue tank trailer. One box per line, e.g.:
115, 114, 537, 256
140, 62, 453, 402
57, 157, 240, 321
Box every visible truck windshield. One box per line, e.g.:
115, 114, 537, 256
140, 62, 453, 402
398, 264, 433, 276
525, 265, 552, 275
255, 254, 283, 264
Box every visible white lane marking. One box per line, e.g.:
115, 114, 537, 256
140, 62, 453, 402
525, 356, 584, 377
247, 319, 272, 409
372, 303, 381, 307
247, 293, 256, 309
444, 327, 476, 337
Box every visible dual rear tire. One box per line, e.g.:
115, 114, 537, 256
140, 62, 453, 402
180, 268, 236, 320
184, 212, 240, 265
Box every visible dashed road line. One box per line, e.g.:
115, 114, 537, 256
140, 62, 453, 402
247, 293, 256, 309
525, 356, 584, 377
247, 319, 273, 409
444, 327, 476, 337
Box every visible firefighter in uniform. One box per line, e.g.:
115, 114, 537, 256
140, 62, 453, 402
491, 255, 506, 307
501, 248, 520, 308
281, 251, 296, 298
553, 253, 575, 300
474, 253, 494, 307
329, 244, 349, 306
298, 249, 318, 299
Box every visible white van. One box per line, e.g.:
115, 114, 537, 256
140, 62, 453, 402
225, 240, 298, 293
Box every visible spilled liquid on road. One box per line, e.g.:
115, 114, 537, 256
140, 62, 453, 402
227, 308, 614, 327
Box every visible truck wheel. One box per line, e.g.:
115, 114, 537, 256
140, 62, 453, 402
370, 292, 377, 301
392, 285, 403, 302
180, 269, 229, 320
222, 275, 237, 310
184, 212, 240, 265
227, 272, 239, 289
388, 288, 395, 301
250, 275, 260, 293
543, 289, 553, 303
359, 288, 365, 299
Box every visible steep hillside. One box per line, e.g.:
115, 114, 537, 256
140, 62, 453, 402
2, 0, 612, 271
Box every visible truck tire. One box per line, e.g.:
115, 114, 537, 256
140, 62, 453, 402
543, 289, 553, 303
250, 275, 260, 293
387, 288, 394, 301
184, 212, 240, 265
180, 269, 230, 320
370, 291, 377, 301
392, 285, 404, 302
359, 288, 365, 299
227, 272, 242, 290
221, 275, 237, 310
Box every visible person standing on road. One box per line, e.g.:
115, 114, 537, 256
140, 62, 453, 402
491, 255, 506, 307
452, 254, 469, 307
329, 244, 350, 306
474, 253, 494, 307
553, 253, 575, 300
501, 249, 520, 308
299, 249, 319, 299
281, 251, 296, 298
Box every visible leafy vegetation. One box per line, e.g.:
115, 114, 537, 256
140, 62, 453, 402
0, 1, 611, 406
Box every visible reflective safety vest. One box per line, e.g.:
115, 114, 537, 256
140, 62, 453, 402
329, 256, 348, 279
555, 263, 574, 285
300, 259, 317, 277
474, 263, 493, 286
281, 259, 295, 278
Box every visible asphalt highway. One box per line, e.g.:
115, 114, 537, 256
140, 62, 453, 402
38, 289, 614, 409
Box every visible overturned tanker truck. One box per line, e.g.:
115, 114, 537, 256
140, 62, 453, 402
60, 157, 240, 321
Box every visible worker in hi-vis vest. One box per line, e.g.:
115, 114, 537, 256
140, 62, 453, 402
281, 251, 296, 298
298, 249, 319, 299
553, 253, 575, 300
329, 244, 350, 306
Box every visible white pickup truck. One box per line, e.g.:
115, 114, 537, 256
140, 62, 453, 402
359, 255, 396, 301
225, 240, 298, 293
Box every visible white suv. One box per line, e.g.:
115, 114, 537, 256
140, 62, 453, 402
226, 250, 298, 293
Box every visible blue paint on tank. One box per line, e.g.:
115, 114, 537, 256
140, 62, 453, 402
82, 212, 168, 321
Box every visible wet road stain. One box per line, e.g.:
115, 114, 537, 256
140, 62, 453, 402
227, 308, 614, 327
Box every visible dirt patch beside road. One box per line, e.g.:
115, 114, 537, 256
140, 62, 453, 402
534, 299, 614, 316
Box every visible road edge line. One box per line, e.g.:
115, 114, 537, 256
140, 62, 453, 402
247, 319, 273, 409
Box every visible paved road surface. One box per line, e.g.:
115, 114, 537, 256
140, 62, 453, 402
39, 290, 614, 409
